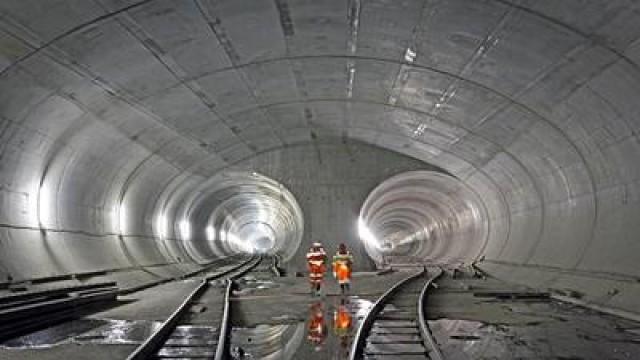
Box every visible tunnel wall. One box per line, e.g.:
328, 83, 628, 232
0, 109, 208, 285
226, 142, 441, 272
1, 0, 640, 316
358, 171, 490, 267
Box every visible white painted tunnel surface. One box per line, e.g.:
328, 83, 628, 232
0, 0, 640, 317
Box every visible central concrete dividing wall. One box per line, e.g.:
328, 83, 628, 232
226, 141, 442, 272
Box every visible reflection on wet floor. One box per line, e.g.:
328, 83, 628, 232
333, 299, 353, 359
307, 301, 327, 350
0, 318, 164, 349
0, 319, 108, 348
230, 296, 372, 360
428, 300, 640, 359
73, 319, 162, 345
231, 322, 304, 359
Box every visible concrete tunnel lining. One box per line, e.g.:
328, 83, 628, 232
0, 0, 639, 316
359, 170, 490, 267
176, 171, 304, 261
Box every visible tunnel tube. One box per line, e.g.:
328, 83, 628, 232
359, 171, 490, 266
164, 171, 304, 262
2, 0, 640, 317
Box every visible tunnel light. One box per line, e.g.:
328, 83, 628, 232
111, 206, 119, 233
404, 47, 416, 63
227, 232, 254, 254
206, 225, 216, 241
118, 203, 127, 234
179, 220, 191, 241
157, 215, 168, 239
412, 123, 427, 137
38, 183, 52, 227
251, 236, 274, 254
358, 217, 380, 249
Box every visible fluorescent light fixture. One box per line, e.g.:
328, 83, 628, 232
38, 183, 52, 227
206, 225, 216, 241
157, 214, 168, 239
38, 184, 52, 226
118, 203, 127, 234
227, 232, 253, 253
358, 217, 379, 249
179, 219, 191, 241
404, 47, 416, 63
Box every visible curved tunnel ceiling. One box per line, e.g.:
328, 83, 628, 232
1, 0, 640, 313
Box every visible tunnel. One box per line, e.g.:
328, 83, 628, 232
1, 1, 640, 359
358, 170, 489, 267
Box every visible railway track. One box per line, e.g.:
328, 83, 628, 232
126, 255, 278, 360
0, 254, 261, 344
350, 267, 443, 360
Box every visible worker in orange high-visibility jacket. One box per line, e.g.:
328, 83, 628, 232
332, 243, 354, 294
307, 242, 327, 295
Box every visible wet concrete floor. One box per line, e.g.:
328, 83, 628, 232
2, 268, 640, 359
426, 273, 640, 360
227, 267, 398, 359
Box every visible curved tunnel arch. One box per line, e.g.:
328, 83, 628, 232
149, 171, 304, 263
0, 0, 639, 316
359, 171, 490, 266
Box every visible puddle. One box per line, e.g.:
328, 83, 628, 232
74, 319, 161, 345
231, 323, 305, 359
170, 325, 218, 339
349, 296, 374, 320
230, 296, 373, 359
1, 319, 108, 349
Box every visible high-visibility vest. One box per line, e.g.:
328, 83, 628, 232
332, 252, 353, 271
307, 249, 326, 267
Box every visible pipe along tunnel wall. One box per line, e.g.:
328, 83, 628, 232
0, 0, 640, 318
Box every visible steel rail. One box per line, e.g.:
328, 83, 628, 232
418, 268, 444, 360
349, 267, 427, 360
216, 255, 264, 360
214, 279, 233, 360
0, 287, 118, 342
125, 255, 259, 360
118, 254, 248, 295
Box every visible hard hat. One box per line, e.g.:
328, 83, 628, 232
312, 242, 322, 247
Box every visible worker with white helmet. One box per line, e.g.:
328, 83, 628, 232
306, 242, 327, 295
